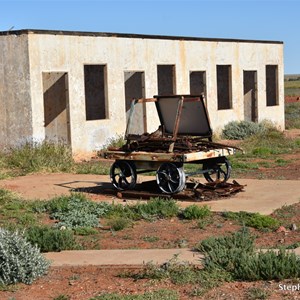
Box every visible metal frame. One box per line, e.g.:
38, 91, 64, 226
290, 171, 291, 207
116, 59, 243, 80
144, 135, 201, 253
102, 93, 240, 194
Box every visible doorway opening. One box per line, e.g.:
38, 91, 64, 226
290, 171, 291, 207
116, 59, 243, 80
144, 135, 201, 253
43, 72, 70, 144
243, 71, 258, 122
124, 71, 146, 134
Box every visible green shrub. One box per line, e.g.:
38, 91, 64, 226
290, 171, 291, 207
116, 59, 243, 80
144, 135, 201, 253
91, 289, 179, 300
128, 255, 230, 292
286, 242, 300, 249
222, 120, 300, 156
241, 127, 298, 156
222, 121, 263, 140
196, 227, 255, 271
243, 249, 300, 281
106, 217, 131, 231
246, 287, 270, 300
222, 211, 280, 230
251, 147, 272, 156
49, 194, 111, 229
102, 134, 126, 150
107, 203, 138, 220
229, 157, 259, 170
245, 214, 280, 230
197, 218, 213, 229
4, 141, 74, 174
0, 189, 20, 205
46, 195, 72, 215
73, 227, 98, 235
285, 102, 300, 129
132, 257, 199, 285
0, 192, 39, 228
197, 228, 300, 281
0, 228, 50, 285
25, 226, 77, 252
133, 261, 169, 281
181, 205, 211, 220
74, 161, 111, 175
132, 198, 179, 219
273, 204, 296, 220
189, 269, 232, 296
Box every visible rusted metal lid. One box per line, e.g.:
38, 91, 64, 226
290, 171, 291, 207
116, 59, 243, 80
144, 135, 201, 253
154, 94, 213, 138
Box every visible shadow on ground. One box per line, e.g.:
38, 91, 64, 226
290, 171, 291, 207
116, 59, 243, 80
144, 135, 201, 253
71, 179, 245, 201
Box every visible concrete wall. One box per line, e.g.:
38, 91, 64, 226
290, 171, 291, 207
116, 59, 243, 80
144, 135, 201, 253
0, 34, 33, 147
3, 31, 284, 154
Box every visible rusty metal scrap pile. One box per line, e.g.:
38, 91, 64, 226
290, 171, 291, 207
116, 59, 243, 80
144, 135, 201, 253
118, 136, 236, 153
116, 180, 245, 201
191, 180, 245, 200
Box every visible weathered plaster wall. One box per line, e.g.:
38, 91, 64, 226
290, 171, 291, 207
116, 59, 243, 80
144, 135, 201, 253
26, 32, 284, 153
0, 34, 33, 147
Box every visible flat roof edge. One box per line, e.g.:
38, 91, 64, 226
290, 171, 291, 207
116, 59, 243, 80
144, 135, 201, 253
0, 29, 284, 44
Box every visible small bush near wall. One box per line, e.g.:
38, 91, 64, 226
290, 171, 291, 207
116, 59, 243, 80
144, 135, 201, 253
102, 134, 126, 150
2, 141, 74, 175
222, 120, 278, 140
222, 121, 262, 140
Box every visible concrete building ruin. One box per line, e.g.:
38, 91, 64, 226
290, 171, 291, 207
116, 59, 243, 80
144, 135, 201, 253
0, 29, 284, 155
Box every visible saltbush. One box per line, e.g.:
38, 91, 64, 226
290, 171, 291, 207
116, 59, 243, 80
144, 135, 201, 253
49, 194, 111, 229
197, 228, 300, 281
181, 205, 211, 220
25, 226, 77, 252
106, 203, 138, 220
0, 228, 50, 285
222, 121, 262, 140
106, 217, 132, 231
132, 198, 179, 219
222, 211, 280, 230
197, 227, 255, 271
91, 289, 179, 300
128, 256, 230, 293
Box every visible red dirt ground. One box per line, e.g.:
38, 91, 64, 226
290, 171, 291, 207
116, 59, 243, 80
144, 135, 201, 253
2, 265, 300, 300
2, 266, 300, 300
285, 95, 300, 103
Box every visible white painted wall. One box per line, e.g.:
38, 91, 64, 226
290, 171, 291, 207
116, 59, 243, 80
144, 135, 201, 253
0, 34, 33, 147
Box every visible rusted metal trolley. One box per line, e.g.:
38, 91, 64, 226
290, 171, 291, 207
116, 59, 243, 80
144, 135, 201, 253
101, 94, 238, 194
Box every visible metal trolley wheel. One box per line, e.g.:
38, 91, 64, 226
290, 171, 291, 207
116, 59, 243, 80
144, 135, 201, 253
110, 160, 137, 190
202, 157, 231, 183
156, 162, 186, 194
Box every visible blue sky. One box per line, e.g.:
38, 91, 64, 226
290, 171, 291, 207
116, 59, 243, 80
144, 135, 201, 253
1, 0, 299, 74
